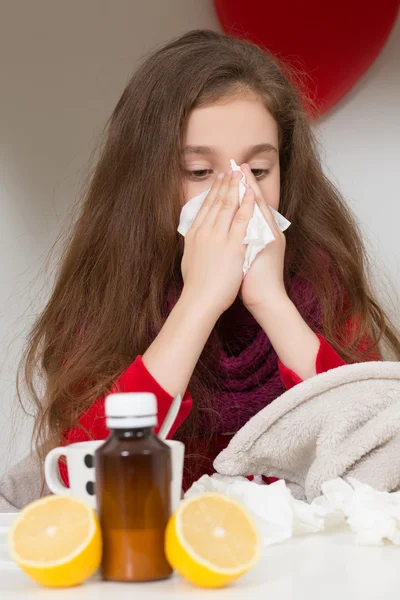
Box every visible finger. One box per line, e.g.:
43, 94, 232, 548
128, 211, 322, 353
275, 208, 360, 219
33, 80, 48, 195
190, 172, 224, 231
256, 199, 282, 239
202, 170, 234, 228
241, 164, 265, 205
213, 170, 242, 233
242, 164, 280, 237
229, 185, 255, 242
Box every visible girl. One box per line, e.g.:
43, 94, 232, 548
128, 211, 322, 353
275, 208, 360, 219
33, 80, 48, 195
16, 30, 400, 493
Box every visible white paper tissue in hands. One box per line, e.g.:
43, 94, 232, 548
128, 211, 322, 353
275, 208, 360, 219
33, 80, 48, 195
185, 474, 400, 547
178, 159, 291, 275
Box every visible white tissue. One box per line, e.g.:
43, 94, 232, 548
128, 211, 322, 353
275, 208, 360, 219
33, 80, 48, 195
178, 160, 291, 275
185, 474, 400, 547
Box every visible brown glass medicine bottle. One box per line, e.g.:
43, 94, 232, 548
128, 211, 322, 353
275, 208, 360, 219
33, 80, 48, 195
95, 392, 172, 582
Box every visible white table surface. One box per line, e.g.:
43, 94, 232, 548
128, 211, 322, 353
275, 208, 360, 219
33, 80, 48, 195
2, 528, 399, 600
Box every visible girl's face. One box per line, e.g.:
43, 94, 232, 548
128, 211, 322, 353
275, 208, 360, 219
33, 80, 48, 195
182, 93, 280, 208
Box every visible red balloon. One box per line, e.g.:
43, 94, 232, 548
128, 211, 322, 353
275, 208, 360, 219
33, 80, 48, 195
213, 0, 399, 115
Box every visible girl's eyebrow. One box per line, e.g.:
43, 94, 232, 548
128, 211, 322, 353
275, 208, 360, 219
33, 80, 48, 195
183, 143, 278, 157
183, 145, 216, 156
246, 143, 278, 157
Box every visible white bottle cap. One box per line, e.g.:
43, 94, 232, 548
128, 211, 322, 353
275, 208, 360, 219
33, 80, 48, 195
105, 392, 157, 429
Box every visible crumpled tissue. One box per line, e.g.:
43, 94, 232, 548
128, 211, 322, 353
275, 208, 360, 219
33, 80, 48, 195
178, 160, 291, 274
185, 474, 400, 547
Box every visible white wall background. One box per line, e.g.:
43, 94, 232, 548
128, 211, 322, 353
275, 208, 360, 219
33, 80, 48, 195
0, 1, 399, 475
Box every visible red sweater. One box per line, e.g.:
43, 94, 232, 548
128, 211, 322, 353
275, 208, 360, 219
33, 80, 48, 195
62, 335, 345, 487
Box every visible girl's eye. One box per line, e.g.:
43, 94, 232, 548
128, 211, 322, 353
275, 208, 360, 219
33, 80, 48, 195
251, 168, 270, 180
186, 168, 269, 181
186, 169, 213, 181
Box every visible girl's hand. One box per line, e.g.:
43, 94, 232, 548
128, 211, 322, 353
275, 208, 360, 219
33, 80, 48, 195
240, 164, 287, 313
181, 170, 255, 318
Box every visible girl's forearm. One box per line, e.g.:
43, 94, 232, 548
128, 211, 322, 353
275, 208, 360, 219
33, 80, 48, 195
142, 290, 219, 397
249, 295, 320, 380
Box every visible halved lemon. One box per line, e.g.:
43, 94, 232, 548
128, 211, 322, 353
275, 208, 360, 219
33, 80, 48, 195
165, 492, 261, 588
8, 495, 102, 588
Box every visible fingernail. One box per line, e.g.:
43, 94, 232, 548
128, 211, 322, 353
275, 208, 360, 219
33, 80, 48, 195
217, 172, 224, 180
232, 170, 239, 179
227, 169, 233, 176
245, 187, 254, 196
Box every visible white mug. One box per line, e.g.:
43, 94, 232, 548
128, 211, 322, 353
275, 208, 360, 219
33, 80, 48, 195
45, 439, 184, 511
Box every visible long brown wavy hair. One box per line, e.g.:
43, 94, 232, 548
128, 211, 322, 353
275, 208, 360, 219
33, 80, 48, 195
19, 29, 400, 458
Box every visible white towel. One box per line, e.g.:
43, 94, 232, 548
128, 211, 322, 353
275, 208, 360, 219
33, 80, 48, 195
214, 361, 400, 502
